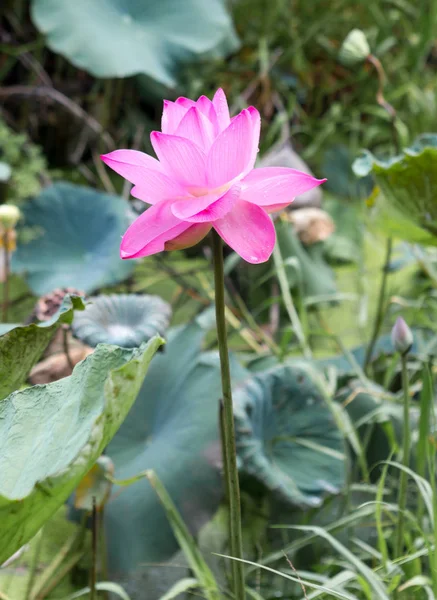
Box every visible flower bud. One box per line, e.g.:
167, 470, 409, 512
0, 204, 20, 230
391, 317, 413, 355
339, 29, 370, 66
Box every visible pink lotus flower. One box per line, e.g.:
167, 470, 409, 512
102, 89, 325, 264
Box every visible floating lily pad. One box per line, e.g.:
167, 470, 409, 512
233, 363, 346, 507
12, 183, 134, 294
105, 318, 247, 572
0, 335, 163, 565
72, 294, 172, 348
353, 134, 437, 245
31, 0, 239, 87
0, 294, 85, 400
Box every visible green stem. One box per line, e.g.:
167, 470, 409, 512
211, 231, 245, 600
25, 529, 44, 600
363, 237, 392, 374
395, 354, 410, 558
90, 497, 98, 600
2, 231, 10, 321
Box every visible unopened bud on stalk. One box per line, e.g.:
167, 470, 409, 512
339, 29, 371, 66
391, 317, 413, 355
0, 204, 20, 230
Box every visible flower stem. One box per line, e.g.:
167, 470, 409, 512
364, 237, 392, 374
2, 231, 10, 322
395, 354, 411, 558
211, 230, 245, 600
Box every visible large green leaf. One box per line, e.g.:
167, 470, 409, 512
0, 294, 85, 400
30, 0, 239, 87
12, 183, 134, 294
105, 319, 247, 573
72, 294, 172, 348
353, 134, 437, 245
233, 363, 346, 507
0, 335, 163, 565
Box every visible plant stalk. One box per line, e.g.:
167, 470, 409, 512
211, 230, 245, 600
90, 496, 98, 600
2, 230, 10, 321
395, 354, 410, 558
363, 237, 392, 374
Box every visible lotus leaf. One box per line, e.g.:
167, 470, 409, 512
105, 318, 247, 573
353, 134, 437, 245
31, 0, 239, 87
72, 294, 172, 348
233, 363, 346, 507
0, 335, 163, 564
0, 294, 85, 400
12, 183, 134, 294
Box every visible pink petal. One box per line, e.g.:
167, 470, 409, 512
151, 132, 207, 188
207, 109, 255, 188
101, 149, 162, 177
212, 88, 231, 132
241, 167, 326, 209
120, 200, 189, 259
101, 150, 185, 204
175, 106, 215, 152
165, 223, 211, 251
247, 106, 261, 170
175, 97, 196, 109
161, 100, 190, 135
171, 185, 239, 223
195, 95, 219, 134
213, 200, 276, 264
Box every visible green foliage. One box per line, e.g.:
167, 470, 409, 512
72, 294, 172, 348
0, 118, 47, 203
31, 0, 239, 87
0, 294, 85, 400
234, 363, 346, 506
0, 335, 163, 566
12, 182, 134, 294
105, 318, 247, 572
354, 134, 437, 245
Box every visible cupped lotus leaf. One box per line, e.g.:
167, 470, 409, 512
105, 318, 248, 573
233, 364, 346, 507
0, 335, 163, 565
353, 134, 437, 245
0, 294, 85, 400
12, 183, 134, 294
30, 0, 239, 87
72, 294, 172, 348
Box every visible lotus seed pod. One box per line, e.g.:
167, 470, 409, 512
0, 204, 20, 229
391, 317, 413, 355
339, 29, 370, 66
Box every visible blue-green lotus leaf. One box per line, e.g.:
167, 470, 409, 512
105, 317, 247, 573
0, 335, 163, 565
353, 134, 437, 245
72, 294, 171, 348
233, 363, 346, 507
12, 183, 134, 294
0, 294, 85, 400
30, 0, 239, 87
